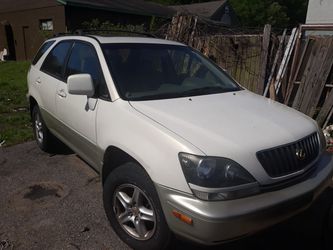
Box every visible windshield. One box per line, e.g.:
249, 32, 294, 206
102, 43, 241, 101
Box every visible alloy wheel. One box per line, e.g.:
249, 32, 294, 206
113, 184, 156, 240
34, 112, 44, 144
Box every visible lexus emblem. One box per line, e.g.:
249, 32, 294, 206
296, 148, 306, 160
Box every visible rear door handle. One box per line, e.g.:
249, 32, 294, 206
57, 89, 67, 98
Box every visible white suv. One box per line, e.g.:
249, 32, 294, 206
27, 35, 333, 249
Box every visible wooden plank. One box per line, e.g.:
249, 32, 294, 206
255, 36, 262, 91
263, 29, 287, 97
248, 38, 254, 91
169, 15, 179, 40
239, 37, 244, 84
243, 38, 253, 86
258, 24, 271, 95
175, 15, 183, 41
317, 88, 333, 126
295, 39, 327, 114
284, 38, 310, 104
269, 77, 277, 100
165, 16, 174, 40
323, 105, 333, 128
188, 16, 198, 47
204, 36, 211, 56
290, 81, 333, 88
286, 28, 302, 91
281, 70, 289, 98
292, 39, 321, 110
248, 37, 254, 90
299, 38, 332, 115
197, 37, 204, 52
275, 28, 298, 95
225, 36, 231, 76
308, 38, 333, 117
184, 16, 192, 43
222, 36, 228, 75
234, 37, 241, 83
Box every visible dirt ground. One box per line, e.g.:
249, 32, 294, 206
1, 141, 333, 250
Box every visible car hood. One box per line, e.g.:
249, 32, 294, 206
129, 90, 317, 181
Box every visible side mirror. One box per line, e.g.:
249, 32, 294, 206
67, 74, 94, 97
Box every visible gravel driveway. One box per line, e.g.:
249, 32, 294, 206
1, 142, 333, 250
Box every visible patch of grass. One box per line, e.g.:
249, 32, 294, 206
0, 61, 33, 146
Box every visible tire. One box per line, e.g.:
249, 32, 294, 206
103, 162, 173, 250
31, 105, 56, 152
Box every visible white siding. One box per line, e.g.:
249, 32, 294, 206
306, 0, 333, 24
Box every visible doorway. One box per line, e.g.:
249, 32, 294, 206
4, 23, 16, 60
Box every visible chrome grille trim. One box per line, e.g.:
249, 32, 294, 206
257, 133, 320, 178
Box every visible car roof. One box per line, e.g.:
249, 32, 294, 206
49, 35, 185, 46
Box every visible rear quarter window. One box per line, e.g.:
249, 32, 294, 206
31, 40, 55, 65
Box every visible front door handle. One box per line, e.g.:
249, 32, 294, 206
35, 78, 41, 84
57, 89, 67, 98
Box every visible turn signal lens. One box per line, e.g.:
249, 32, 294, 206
172, 210, 193, 225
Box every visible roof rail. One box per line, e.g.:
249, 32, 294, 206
79, 29, 157, 38
54, 29, 157, 38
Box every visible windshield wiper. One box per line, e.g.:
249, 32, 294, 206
179, 86, 235, 97
128, 92, 183, 101
127, 86, 240, 101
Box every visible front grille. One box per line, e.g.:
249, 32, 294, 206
257, 133, 320, 178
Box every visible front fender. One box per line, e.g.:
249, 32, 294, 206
96, 99, 204, 194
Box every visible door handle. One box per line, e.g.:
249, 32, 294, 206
35, 78, 41, 84
57, 89, 67, 98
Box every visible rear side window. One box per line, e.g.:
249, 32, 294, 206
32, 40, 55, 65
41, 41, 73, 79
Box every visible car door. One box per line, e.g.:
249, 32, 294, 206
55, 40, 107, 168
38, 40, 73, 131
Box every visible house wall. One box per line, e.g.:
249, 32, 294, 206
0, 5, 66, 61
65, 6, 152, 31
0, 25, 6, 50
0, 4, 159, 61
306, 0, 333, 24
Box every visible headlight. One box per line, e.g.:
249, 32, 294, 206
179, 153, 259, 201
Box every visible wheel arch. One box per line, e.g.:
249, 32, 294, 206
29, 96, 38, 117
102, 145, 145, 185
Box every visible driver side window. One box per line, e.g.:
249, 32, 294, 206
65, 41, 110, 99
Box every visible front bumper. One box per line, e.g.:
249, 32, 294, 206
155, 152, 333, 245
